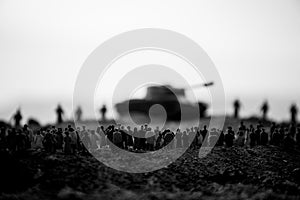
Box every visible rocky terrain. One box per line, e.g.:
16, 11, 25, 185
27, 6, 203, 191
1, 145, 300, 200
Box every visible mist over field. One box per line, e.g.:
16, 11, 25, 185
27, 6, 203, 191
1, 0, 300, 124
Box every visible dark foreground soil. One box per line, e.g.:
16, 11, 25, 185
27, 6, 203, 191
1, 146, 300, 200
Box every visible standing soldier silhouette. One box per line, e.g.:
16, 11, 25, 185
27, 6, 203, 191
260, 101, 269, 121
13, 109, 22, 127
56, 104, 64, 124
100, 105, 107, 121
75, 106, 83, 121
290, 103, 298, 124
233, 99, 241, 119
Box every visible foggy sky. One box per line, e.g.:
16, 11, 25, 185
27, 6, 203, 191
0, 0, 300, 123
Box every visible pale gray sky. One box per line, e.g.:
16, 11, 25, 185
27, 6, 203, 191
0, 0, 300, 123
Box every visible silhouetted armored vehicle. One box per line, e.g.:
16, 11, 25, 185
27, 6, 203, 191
115, 82, 213, 122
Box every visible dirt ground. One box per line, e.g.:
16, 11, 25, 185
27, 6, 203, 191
1, 145, 300, 200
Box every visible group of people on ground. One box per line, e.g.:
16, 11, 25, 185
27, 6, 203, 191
1, 120, 300, 155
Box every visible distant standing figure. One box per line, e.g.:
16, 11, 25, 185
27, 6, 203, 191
260, 129, 268, 145
233, 99, 241, 119
200, 125, 208, 139
97, 127, 106, 148
13, 109, 22, 127
225, 127, 234, 147
216, 130, 224, 146
260, 101, 269, 121
69, 128, 77, 153
175, 129, 182, 148
43, 131, 54, 153
208, 128, 218, 147
75, 106, 83, 121
55, 128, 64, 150
236, 130, 245, 146
290, 104, 298, 124
164, 130, 174, 150
56, 104, 64, 124
182, 131, 189, 148
145, 127, 155, 151
112, 130, 122, 153
239, 121, 246, 132
64, 132, 72, 154
82, 131, 91, 150
249, 129, 256, 147
126, 126, 134, 149
34, 131, 43, 149
100, 105, 107, 121
139, 125, 146, 150
133, 127, 140, 150
254, 125, 262, 145
90, 130, 99, 151
200, 125, 208, 146
188, 128, 196, 147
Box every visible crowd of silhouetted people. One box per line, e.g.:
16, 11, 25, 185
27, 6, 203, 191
1, 101, 299, 155
1, 120, 300, 156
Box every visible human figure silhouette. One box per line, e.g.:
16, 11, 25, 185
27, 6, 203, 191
90, 130, 99, 151
133, 127, 140, 150
182, 131, 189, 148
233, 99, 241, 119
82, 131, 91, 150
269, 122, 276, 144
75, 106, 83, 121
290, 104, 298, 124
164, 130, 174, 150
208, 128, 219, 147
236, 130, 245, 147
139, 125, 146, 150
64, 131, 72, 154
42, 130, 55, 153
102, 125, 114, 148
260, 101, 269, 121
239, 121, 246, 132
112, 129, 122, 153
175, 129, 182, 148
16, 129, 26, 152
56, 104, 64, 124
34, 131, 43, 149
200, 125, 208, 139
254, 125, 262, 145
260, 128, 268, 145
145, 127, 155, 151
126, 126, 134, 149
13, 109, 22, 127
68, 127, 77, 153
200, 125, 208, 146
217, 130, 224, 146
119, 125, 127, 149
225, 127, 234, 147
97, 126, 106, 148
271, 128, 281, 146
100, 105, 107, 121
55, 128, 63, 150
187, 128, 195, 147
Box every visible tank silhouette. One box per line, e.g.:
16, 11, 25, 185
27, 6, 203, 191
115, 82, 213, 122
